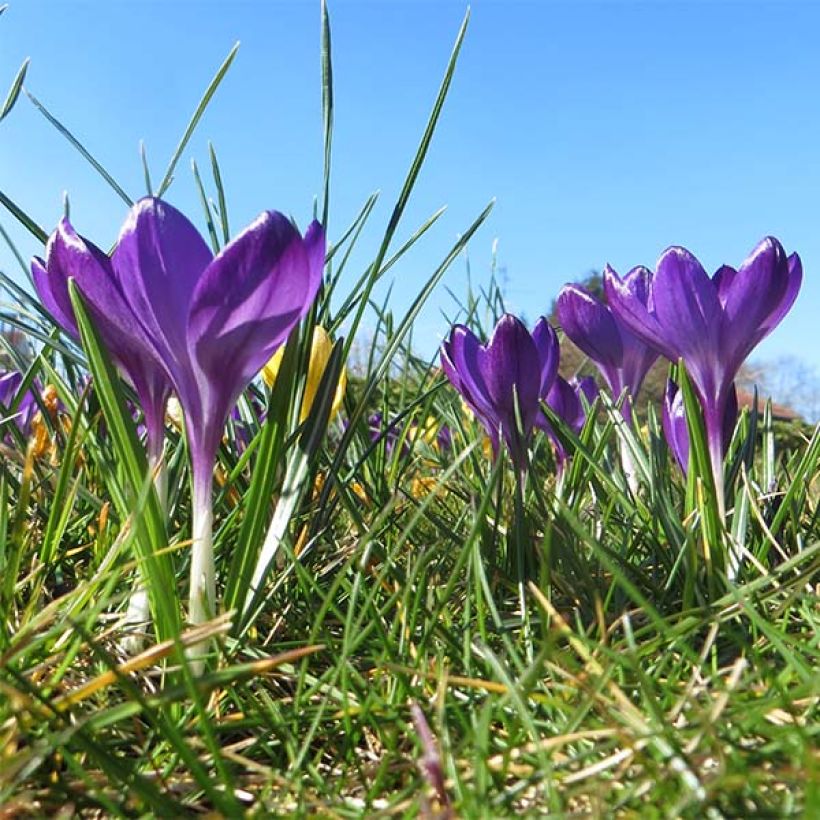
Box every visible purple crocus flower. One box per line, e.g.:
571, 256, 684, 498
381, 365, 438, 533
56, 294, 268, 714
33, 198, 325, 630
556, 274, 658, 423
0, 370, 37, 436
436, 423, 452, 453
440, 314, 559, 472
606, 237, 801, 511
538, 375, 596, 472
663, 379, 739, 475
368, 412, 403, 455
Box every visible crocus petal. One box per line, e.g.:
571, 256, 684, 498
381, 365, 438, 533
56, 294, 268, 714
757, 252, 802, 341
32, 250, 76, 336
34, 217, 174, 456
477, 314, 542, 437
0, 370, 23, 409
531, 317, 560, 397
556, 285, 623, 372
441, 325, 496, 423
604, 264, 677, 362
181, 213, 324, 478
112, 197, 213, 378
712, 264, 737, 306
652, 246, 722, 363
662, 379, 689, 472
189, 214, 324, 390
574, 375, 598, 407
544, 375, 584, 432
720, 237, 792, 371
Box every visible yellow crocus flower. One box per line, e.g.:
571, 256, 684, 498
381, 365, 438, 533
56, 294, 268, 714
262, 326, 347, 424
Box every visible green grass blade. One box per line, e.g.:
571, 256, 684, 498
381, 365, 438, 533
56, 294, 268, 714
156, 42, 240, 197
0, 56, 28, 121
25, 89, 133, 206
67, 281, 180, 642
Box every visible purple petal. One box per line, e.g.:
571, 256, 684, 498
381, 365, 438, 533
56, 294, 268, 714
32, 240, 77, 336
477, 314, 542, 437
441, 325, 496, 423
112, 197, 213, 378
531, 317, 559, 398
574, 375, 598, 407
757, 251, 802, 341
556, 285, 623, 371
186, 214, 324, 471
39, 217, 173, 455
720, 237, 792, 371
0, 370, 23, 409
652, 246, 722, 358
662, 379, 689, 472
545, 375, 584, 432
712, 264, 737, 307
189, 214, 324, 386
604, 264, 676, 362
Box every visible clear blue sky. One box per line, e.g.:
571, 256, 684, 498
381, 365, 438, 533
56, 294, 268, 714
1, 0, 818, 372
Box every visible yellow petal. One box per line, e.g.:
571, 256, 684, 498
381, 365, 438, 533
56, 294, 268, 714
263, 326, 347, 424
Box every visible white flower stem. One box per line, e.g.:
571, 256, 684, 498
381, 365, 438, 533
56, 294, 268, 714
187, 470, 215, 671
709, 438, 735, 579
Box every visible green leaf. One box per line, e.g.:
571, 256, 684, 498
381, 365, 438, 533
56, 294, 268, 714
320, 0, 333, 229
25, 89, 133, 206
240, 339, 345, 628
223, 333, 299, 615
0, 56, 28, 121
0, 189, 48, 244
67, 281, 180, 642
157, 42, 240, 197
208, 141, 230, 244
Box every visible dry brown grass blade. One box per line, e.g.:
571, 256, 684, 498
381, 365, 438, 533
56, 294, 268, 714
53, 613, 235, 709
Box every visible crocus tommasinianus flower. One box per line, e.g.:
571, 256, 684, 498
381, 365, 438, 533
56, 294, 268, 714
32, 222, 173, 468
663, 379, 738, 475
605, 237, 801, 511
556, 275, 658, 423
440, 314, 559, 472
539, 375, 596, 472
34, 198, 325, 629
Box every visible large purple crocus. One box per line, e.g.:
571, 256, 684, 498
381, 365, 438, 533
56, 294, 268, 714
33, 198, 325, 630
606, 237, 801, 512
440, 314, 559, 472
556, 274, 658, 423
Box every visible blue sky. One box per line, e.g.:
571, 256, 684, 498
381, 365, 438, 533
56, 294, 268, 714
1, 0, 818, 373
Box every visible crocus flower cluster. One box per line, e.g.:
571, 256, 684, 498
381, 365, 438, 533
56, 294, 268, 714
440, 236, 801, 512
440, 314, 560, 473
33, 197, 324, 631
605, 237, 801, 507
